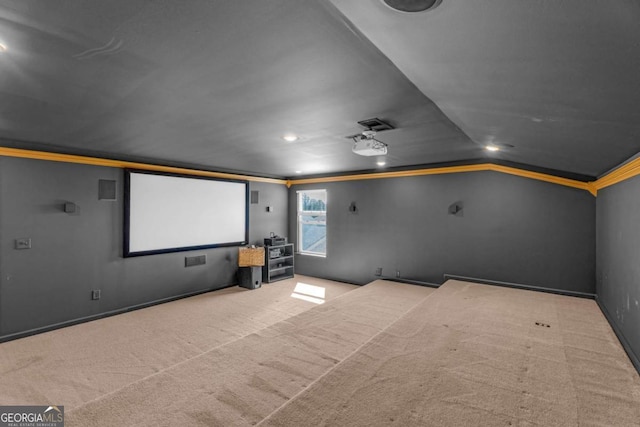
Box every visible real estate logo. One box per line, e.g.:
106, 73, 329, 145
0, 406, 64, 427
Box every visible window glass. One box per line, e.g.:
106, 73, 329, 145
297, 190, 327, 256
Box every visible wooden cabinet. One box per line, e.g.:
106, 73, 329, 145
263, 244, 294, 283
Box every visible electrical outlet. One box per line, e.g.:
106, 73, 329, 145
375, 267, 382, 276
15, 238, 31, 250
64, 202, 77, 213
91, 290, 101, 300
396, 270, 400, 278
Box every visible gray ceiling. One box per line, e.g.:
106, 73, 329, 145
0, 0, 638, 180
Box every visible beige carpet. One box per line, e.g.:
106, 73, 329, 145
5, 278, 639, 427
260, 280, 640, 427
64, 279, 434, 426
0, 275, 357, 409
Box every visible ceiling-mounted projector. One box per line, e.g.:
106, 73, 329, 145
352, 139, 388, 156
351, 130, 388, 156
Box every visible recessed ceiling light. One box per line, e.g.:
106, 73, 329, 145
485, 145, 500, 152
305, 164, 325, 173
377, 160, 386, 166
0, 43, 7, 52
282, 134, 298, 142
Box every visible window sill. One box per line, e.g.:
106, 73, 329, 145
297, 252, 326, 258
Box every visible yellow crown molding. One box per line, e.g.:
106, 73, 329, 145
289, 163, 594, 194
592, 156, 640, 194
0, 147, 288, 185
488, 164, 592, 193
3, 146, 620, 195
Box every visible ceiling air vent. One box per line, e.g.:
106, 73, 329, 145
357, 118, 394, 132
382, 0, 443, 13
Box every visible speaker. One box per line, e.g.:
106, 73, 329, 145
98, 179, 117, 200
239, 266, 262, 289
250, 191, 259, 204
383, 0, 442, 13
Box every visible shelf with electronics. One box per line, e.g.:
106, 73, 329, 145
263, 237, 294, 283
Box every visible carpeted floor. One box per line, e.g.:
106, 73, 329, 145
65, 279, 434, 426
260, 280, 640, 427
0, 275, 357, 409
3, 277, 639, 426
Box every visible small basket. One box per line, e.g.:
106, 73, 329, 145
238, 247, 265, 267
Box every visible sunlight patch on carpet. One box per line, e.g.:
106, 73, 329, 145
291, 282, 326, 304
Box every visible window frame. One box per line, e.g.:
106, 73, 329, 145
297, 189, 327, 257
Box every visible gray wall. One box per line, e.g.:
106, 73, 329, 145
0, 157, 288, 339
290, 171, 595, 293
596, 176, 640, 368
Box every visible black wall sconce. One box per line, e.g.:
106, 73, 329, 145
448, 201, 463, 216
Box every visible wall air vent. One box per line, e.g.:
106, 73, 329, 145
382, 0, 443, 13
185, 255, 206, 267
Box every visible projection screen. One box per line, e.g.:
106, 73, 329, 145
124, 170, 248, 257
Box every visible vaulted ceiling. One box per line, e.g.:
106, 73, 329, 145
0, 0, 638, 180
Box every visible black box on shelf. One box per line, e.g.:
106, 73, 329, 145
268, 247, 285, 259
264, 236, 287, 246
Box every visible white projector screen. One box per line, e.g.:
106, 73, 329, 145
124, 170, 248, 257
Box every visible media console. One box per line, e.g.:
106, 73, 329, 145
263, 243, 294, 283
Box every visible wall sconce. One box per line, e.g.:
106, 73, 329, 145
448, 201, 463, 215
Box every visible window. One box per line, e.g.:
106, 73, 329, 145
297, 189, 327, 256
